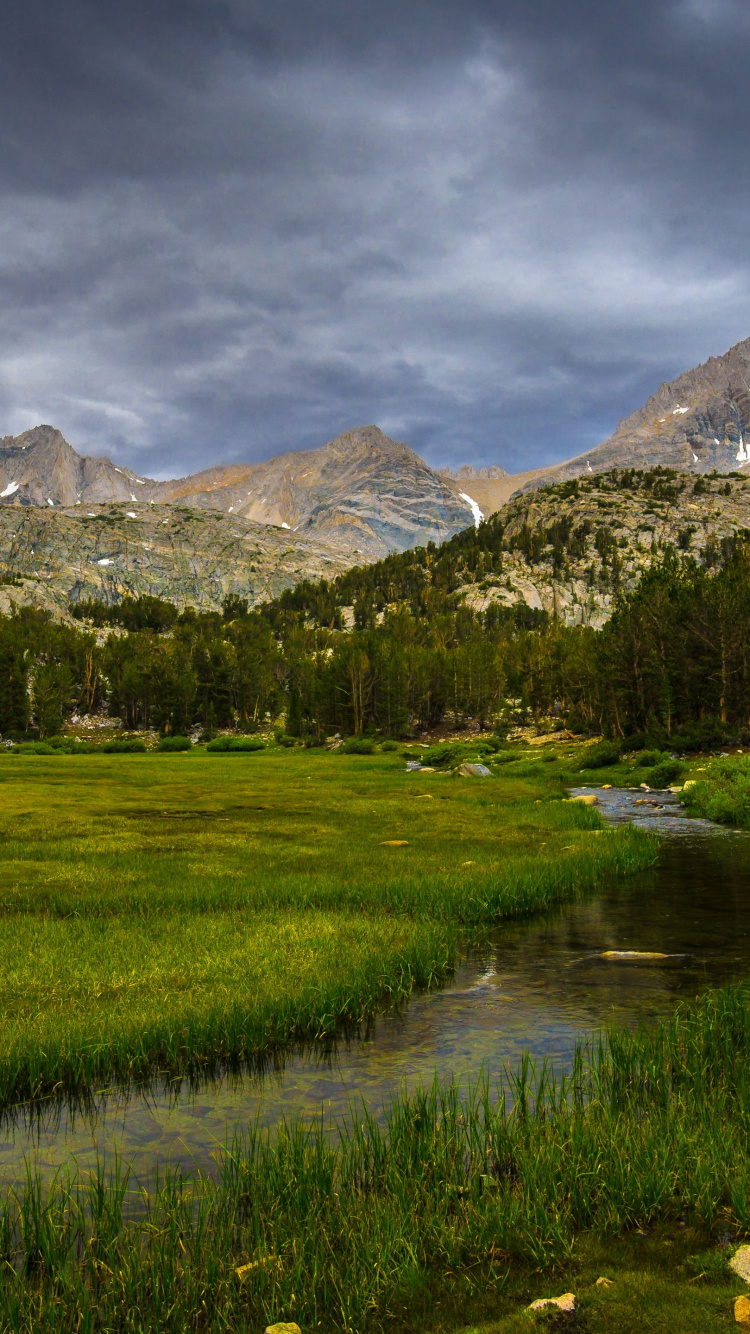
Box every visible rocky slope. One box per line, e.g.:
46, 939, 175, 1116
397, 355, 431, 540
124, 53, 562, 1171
521, 335, 750, 490
445, 336, 750, 514
456, 470, 750, 629
0, 504, 366, 618
0, 425, 479, 560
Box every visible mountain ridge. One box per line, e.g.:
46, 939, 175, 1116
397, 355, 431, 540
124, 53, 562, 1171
0, 424, 479, 560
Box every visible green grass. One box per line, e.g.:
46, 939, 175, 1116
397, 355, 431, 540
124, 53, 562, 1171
683, 755, 750, 827
0, 746, 652, 1103
2, 981, 750, 1331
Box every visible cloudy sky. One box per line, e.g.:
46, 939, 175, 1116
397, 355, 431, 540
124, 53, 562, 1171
1, 0, 749, 478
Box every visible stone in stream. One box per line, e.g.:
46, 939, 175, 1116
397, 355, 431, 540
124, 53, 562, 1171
456, 762, 492, 777
600, 950, 669, 960
735, 1295, 750, 1326
528, 1292, 576, 1313
731, 1245, 750, 1283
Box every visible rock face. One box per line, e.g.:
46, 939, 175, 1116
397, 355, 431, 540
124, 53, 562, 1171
523, 336, 750, 489
0, 425, 477, 561
457, 469, 750, 627
0, 503, 366, 615
446, 336, 750, 516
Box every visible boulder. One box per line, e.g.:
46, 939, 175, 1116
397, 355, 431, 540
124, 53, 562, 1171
595, 1276, 613, 1288
265, 1326, 302, 1334
731, 1245, 750, 1283
735, 1295, 750, 1326
528, 1292, 576, 1313
456, 762, 492, 777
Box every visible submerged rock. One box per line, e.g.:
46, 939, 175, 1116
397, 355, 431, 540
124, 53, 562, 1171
600, 950, 669, 960
528, 1292, 576, 1313
456, 762, 491, 777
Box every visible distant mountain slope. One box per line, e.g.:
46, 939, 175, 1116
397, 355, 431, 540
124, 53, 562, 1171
518, 336, 750, 492
266, 468, 750, 633
0, 425, 478, 560
436, 336, 750, 515
0, 503, 364, 619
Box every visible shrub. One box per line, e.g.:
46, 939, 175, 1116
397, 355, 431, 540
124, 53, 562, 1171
646, 759, 686, 787
100, 739, 147, 753
14, 741, 55, 755
380, 740, 399, 752
157, 736, 192, 752
421, 743, 460, 768
580, 741, 621, 770
684, 757, 750, 826
273, 731, 298, 748
634, 749, 671, 768
342, 738, 375, 755
205, 736, 265, 753
493, 751, 524, 765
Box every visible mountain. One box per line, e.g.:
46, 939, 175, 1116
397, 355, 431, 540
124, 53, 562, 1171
517, 336, 750, 492
454, 336, 750, 511
274, 467, 750, 634
458, 468, 750, 628
0, 424, 479, 560
0, 503, 366, 620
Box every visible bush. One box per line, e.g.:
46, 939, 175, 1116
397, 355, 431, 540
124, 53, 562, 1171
342, 738, 375, 755
205, 736, 265, 753
14, 741, 55, 755
380, 740, 399, 752
493, 751, 524, 765
634, 749, 671, 768
157, 736, 192, 752
273, 731, 297, 748
580, 741, 621, 770
421, 743, 460, 768
100, 739, 147, 753
646, 759, 686, 788
683, 757, 750, 826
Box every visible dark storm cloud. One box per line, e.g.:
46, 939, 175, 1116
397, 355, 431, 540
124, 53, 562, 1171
0, 0, 748, 477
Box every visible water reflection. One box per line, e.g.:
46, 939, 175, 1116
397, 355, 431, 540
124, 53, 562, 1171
2, 789, 748, 1188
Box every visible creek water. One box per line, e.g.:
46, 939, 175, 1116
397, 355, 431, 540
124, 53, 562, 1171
1, 787, 749, 1189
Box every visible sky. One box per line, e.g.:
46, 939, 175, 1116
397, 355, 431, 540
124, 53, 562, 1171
1, 0, 749, 479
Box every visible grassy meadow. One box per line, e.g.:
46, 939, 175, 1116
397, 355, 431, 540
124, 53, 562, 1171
0, 742, 652, 1105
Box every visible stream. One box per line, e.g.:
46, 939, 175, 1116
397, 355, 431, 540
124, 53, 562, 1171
1, 787, 748, 1188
